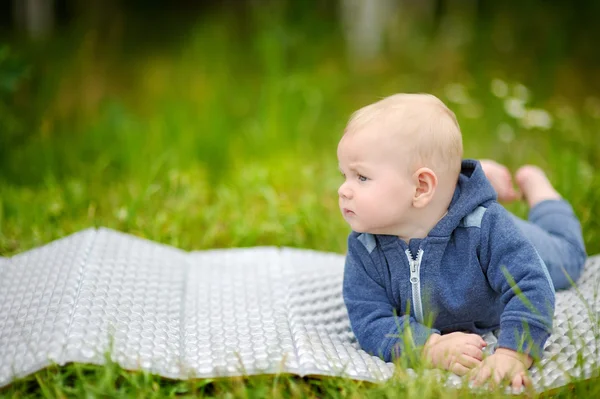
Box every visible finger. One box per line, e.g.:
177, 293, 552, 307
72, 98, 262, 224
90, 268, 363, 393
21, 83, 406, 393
462, 344, 484, 361
469, 335, 487, 348
467, 364, 481, 382
522, 373, 532, 387
440, 353, 455, 370
471, 365, 492, 387
455, 354, 482, 370
461, 332, 487, 347
511, 373, 524, 390
493, 368, 504, 387
451, 362, 470, 376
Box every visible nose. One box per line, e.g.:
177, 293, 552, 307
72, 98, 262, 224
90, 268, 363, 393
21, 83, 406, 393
338, 181, 352, 199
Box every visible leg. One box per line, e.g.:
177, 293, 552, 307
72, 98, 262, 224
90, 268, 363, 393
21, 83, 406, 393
510, 202, 586, 290
481, 160, 587, 289
511, 166, 587, 290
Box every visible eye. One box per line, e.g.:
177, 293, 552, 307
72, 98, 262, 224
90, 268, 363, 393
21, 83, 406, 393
358, 174, 368, 182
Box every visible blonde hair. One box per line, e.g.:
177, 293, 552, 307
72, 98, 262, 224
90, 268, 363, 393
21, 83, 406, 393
344, 93, 463, 179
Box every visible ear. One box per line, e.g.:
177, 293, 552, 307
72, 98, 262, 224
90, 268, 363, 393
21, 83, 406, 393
412, 167, 437, 208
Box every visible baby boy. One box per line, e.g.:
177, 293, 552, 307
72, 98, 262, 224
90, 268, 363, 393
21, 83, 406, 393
338, 93, 555, 388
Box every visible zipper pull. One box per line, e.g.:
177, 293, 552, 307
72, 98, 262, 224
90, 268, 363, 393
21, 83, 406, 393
409, 260, 419, 283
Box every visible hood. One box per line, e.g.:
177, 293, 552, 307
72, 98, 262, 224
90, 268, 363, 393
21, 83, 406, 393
428, 159, 497, 238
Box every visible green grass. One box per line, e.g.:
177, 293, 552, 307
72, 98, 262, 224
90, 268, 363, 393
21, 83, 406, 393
0, 358, 538, 398
4, 355, 600, 398
1, 2, 600, 397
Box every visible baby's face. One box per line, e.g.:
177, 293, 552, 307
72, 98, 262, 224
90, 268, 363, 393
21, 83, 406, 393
337, 131, 416, 235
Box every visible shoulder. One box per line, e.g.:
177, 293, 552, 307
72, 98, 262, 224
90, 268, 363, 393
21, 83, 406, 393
458, 205, 489, 229
479, 201, 518, 228
456, 198, 509, 230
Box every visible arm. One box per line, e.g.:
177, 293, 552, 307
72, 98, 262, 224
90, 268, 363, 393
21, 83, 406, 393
479, 204, 555, 360
343, 235, 439, 363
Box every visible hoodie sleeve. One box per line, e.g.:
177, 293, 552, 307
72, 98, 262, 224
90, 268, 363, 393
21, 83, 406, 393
343, 234, 439, 363
479, 203, 555, 359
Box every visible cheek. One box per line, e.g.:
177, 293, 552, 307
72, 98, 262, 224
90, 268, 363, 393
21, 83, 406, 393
377, 185, 410, 208
358, 188, 383, 209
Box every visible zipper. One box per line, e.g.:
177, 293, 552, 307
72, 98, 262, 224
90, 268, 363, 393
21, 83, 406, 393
405, 248, 424, 323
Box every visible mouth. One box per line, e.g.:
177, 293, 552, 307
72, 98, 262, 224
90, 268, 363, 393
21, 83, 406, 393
342, 208, 355, 216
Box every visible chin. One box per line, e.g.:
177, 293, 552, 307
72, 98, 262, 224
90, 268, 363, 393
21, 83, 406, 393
350, 225, 369, 233
359, 226, 390, 235
347, 221, 377, 234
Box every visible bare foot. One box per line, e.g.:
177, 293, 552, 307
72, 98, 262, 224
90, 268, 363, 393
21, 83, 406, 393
479, 159, 520, 203
515, 165, 561, 207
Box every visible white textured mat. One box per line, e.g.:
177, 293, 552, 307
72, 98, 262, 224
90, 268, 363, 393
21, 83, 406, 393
0, 228, 598, 392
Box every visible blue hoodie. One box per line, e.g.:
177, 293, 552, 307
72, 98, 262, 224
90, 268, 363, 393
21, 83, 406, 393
342, 159, 555, 363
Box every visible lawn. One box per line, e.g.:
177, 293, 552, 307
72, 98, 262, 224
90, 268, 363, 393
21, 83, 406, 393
1, 2, 599, 397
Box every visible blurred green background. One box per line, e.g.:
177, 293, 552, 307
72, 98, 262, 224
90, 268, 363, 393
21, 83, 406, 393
1, 0, 599, 257
2, 1, 600, 397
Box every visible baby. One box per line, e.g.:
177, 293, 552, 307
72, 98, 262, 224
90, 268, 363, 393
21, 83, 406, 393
338, 93, 555, 388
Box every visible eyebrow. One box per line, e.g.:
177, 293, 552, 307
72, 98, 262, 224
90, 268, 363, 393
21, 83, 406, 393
339, 163, 370, 173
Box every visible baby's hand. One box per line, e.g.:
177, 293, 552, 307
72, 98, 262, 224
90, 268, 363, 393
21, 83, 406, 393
470, 348, 533, 390
423, 332, 486, 376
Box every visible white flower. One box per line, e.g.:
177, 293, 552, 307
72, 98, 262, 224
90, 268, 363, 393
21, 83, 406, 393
504, 98, 526, 119
116, 207, 128, 221
522, 109, 553, 130
444, 83, 470, 104
497, 123, 514, 143
491, 79, 509, 98
513, 83, 530, 102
